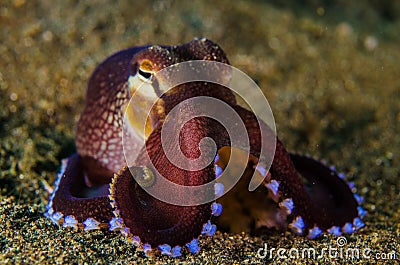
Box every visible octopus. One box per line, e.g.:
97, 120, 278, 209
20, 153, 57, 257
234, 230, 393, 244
45, 38, 366, 257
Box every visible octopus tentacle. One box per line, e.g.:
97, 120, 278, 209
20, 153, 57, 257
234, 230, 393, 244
109, 99, 235, 252
219, 105, 364, 237
45, 154, 114, 229
109, 165, 213, 252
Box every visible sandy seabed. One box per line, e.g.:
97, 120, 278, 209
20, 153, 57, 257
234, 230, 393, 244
0, 0, 399, 264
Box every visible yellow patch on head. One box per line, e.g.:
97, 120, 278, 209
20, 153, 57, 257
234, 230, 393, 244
139, 59, 154, 73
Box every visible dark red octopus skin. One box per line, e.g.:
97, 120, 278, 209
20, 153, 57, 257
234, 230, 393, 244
45, 38, 365, 256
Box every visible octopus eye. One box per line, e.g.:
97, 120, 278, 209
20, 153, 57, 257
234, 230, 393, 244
138, 68, 152, 80
138, 59, 154, 82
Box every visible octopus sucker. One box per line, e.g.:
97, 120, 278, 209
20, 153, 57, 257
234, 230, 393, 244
46, 38, 365, 256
